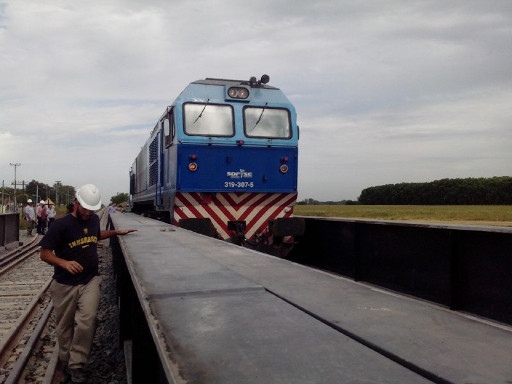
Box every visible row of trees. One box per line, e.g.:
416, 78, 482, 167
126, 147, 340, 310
0, 180, 75, 209
6, 177, 510, 208
1, 179, 130, 209
297, 198, 359, 205
111, 193, 129, 205
358, 177, 512, 205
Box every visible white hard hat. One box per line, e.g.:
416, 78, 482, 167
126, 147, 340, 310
40, 200, 46, 204
75, 184, 102, 211
27, 199, 32, 203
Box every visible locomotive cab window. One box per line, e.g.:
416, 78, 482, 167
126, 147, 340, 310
243, 106, 291, 139
162, 113, 175, 148
183, 102, 234, 137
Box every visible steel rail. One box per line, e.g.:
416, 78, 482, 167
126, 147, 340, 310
4, 301, 54, 384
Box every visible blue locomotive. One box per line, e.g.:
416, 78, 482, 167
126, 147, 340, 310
130, 75, 304, 256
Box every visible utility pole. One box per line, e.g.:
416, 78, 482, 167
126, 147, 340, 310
10, 162, 21, 211
1, 180, 4, 213
55, 181, 61, 206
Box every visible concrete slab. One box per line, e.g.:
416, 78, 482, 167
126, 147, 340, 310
113, 213, 512, 383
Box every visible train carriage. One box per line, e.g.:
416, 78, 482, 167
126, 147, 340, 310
130, 75, 304, 255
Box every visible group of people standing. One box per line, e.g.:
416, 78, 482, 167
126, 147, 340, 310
23, 199, 56, 236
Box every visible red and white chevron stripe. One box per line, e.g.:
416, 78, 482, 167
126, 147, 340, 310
173, 192, 298, 240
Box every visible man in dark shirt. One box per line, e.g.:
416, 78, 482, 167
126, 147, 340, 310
39, 184, 135, 383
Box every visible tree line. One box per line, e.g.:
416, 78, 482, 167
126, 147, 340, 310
0, 179, 129, 206
297, 198, 359, 205
1, 180, 75, 206
1, 179, 130, 211
358, 176, 512, 205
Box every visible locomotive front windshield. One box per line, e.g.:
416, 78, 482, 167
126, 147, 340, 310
244, 106, 291, 139
184, 102, 234, 137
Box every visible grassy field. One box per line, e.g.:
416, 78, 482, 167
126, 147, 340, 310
293, 205, 512, 226
14, 205, 512, 229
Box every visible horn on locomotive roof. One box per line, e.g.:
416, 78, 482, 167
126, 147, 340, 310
249, 74, 270, 87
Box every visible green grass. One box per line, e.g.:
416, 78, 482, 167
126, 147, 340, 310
15, 205, 512, 229
293, 205, 512, 226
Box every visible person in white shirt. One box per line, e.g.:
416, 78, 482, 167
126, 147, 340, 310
47, 204, 57, 228
24, 199, 37, 236
105, 202, 118, 230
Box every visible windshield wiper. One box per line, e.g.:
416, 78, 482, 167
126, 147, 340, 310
252, 102, 268, 130
193, 99, 210, 123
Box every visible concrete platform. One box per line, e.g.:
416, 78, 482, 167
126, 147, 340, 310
114, 213, 512, 383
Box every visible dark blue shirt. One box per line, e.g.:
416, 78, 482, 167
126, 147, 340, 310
39, 213, 100, 285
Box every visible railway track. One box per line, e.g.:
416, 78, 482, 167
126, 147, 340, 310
0, 236, 59, 384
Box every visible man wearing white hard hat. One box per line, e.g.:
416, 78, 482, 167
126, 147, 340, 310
39, 184, 136, 383
24, 199, 36, 236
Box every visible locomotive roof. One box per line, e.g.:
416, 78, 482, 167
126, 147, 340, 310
192, 77, 280, 90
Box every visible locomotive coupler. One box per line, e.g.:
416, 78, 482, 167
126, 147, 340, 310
228, 220, 247, 246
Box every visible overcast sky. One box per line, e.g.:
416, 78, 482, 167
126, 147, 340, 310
1, 1, 511, 203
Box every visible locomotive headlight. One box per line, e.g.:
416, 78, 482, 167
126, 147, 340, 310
227, 87, 249, 99
238, 88, 249, 98
188, 162, 198, 172
279, 164, 289, 174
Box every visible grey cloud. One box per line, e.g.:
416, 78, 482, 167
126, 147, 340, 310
1, 0, 511, 201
